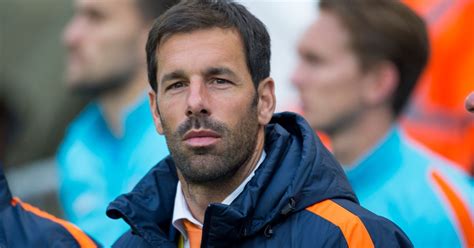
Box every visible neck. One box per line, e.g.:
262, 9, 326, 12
180, 127, 266, 223
98, 70, 148, 137
329, 106, 394, 166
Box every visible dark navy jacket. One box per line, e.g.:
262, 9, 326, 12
0, 166, 99, 247
107, 112, 412, 247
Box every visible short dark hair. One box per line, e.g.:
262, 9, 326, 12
146, 0, 271, 92
136, 0, 179, 21
319, 0, 429, 117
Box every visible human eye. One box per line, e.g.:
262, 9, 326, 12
304, 53, 322, 65
210, 78, 233, 88
82, 8, 106, 24
165, 81, 186, 91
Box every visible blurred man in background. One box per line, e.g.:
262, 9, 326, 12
292, 1, 473, 247
58, 0, 177, 245
1, 98, 99, 247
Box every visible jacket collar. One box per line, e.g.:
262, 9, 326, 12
107, 112, 356, 246
107, 156, 179, 246
0, 166, 13, 211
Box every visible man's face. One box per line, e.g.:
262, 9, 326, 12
150, 28, 266, 184
292, 11, 369, 135
63, 0, 147, 95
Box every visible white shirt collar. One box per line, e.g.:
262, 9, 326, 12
172, 151, 266, 240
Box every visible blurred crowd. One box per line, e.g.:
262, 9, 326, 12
0, 0, 472, 247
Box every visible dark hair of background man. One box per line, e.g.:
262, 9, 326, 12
137, 0, 179, 21
319, 0, 429, 116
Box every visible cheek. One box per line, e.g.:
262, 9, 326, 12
214, 93, 255, 126
326, 77, 360, 108
81, 35, 109, 68
302, 69, 339, 104
215, 100, 243, 125
306, 69, 362, 112
90, 25, 133, 57
157, 102, 178, 129
157, 95, 190, 133
85, 28, 107, 52
103, 38, 135, 63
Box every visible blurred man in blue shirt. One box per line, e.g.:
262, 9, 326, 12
58, 0, 177, 245
292, 1, 473, 247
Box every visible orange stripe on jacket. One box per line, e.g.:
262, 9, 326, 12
11, 197, 97, 248
306, 200, 374, 248
430, 170, 474, 248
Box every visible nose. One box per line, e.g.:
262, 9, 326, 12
62, 17, 82, 49
186, 79, 210, 117
291, 63, 305, 89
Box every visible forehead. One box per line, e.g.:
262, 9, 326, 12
299, 11, 351, 53
74, 0, 139, 17
157, 28, 248, 75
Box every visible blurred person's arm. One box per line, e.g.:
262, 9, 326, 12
56, 135, 128, 246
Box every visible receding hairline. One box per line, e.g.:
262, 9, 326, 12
157, 27, 244, 56
153, 27, 249, 84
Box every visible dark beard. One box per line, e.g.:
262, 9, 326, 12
161, 102, 259, 185
69, 68, 135, 98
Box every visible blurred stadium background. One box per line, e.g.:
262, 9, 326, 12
1, 0, 472, 217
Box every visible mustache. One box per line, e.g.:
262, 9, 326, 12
176, 116, 228, 137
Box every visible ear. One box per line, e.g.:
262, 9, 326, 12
363, 61, 398, 106
149, 90, 164, 134
257, 77, 276, 125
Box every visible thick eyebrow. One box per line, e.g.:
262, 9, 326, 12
160, 70, 187, 84
203, 67, 239, 80
159, 67, 239, 87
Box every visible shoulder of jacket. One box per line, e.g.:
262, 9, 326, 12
304, 198, 412, 247
10, 198, 99, 248
304, 199, 375, 247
